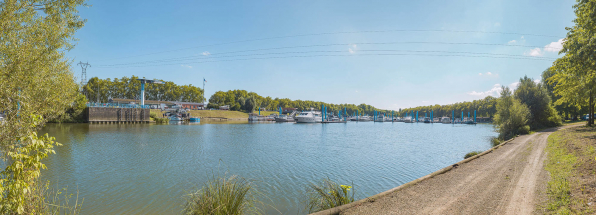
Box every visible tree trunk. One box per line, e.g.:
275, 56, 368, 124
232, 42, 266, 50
588, 90, 594, 126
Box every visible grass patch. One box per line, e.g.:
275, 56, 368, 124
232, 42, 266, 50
252, 110, 279, 116
184, 175, 259, 215
543, 126, 595, 214
464, 151, 483, 159
305, 179, 355, 213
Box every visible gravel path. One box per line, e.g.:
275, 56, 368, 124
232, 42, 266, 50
341, 126, 575, 215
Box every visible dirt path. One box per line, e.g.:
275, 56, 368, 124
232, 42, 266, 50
341, 125, 578, 215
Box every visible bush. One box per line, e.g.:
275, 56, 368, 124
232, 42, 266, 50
184, 175, 257, 215
305, 179, 355, 213
494, 87, 531, 140
154, 117, 169, 123
150, 112, 157, 119
490, 137, 502, 147
464, 151, 483, 159
514, 76, 562, 129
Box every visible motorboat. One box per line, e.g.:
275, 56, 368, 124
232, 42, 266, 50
295, 108, 323, 123
441, 117, 451, 124
404, 116, 414, 123
168, 115, 182, 121
358, 115, 372, 122
274, 114, 295, 122
374, 114, 386, 122
423, 117, 431, 123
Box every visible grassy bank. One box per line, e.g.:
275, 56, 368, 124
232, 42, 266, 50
542, 126, 595, 214
252, 110, 279, 116
150, 109, 249, 119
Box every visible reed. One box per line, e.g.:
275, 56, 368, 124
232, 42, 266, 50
304, 178, 355, 213
184, 175, 258, 215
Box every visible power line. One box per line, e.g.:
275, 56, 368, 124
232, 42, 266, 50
95, 29, 564, 61
95, 42, 557, 67
95, 52, 556, 68
77, 61, 91, 87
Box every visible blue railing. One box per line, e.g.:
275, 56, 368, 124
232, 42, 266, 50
87, 103, 151, 109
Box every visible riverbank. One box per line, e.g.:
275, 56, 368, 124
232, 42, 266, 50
542, 125, 596, 213
328, 124, 582, 215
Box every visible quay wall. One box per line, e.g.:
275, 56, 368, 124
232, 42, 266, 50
86, 107, 150, 123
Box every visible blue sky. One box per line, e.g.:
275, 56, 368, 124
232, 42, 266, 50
68, 0, 575, 110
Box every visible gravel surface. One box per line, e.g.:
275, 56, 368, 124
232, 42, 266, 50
341, 126, 575, 215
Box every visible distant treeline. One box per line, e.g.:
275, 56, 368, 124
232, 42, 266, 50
400, 96, 497, 118
207, 89, 388, 115
82, 76, 205, 103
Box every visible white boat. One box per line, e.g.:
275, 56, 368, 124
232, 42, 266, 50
404, 116, 414, 123
168, 115, 182, 121
374, 114, 386, 122
274, 115, 295, 122
295, 109, 323, 123
441, 117, 451, 124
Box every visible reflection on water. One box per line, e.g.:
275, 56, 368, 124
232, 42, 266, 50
41, 122, 497, 214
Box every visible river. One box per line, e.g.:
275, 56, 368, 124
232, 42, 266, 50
41, 121, 497, 214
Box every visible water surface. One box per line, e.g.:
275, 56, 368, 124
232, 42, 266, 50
41, 122, 497, 214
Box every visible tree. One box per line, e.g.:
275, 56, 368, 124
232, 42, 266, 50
514, 76, 561, 129
0, 0, 87, 213
494, 87, 530, 140
550, 0, 596, 126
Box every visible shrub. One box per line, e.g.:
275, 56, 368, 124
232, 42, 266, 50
184, 175, 257, 215
464, 151, 483, 159
154, 117, 169, 123
150, 112, 157, 119
305, 179, 355, 213
491, 137, 502, 147
494, 87, 531, 140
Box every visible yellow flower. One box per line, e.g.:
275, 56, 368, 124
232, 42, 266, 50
340, 185, 352, 191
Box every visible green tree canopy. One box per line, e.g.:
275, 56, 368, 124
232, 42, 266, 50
514, 76, 561, 129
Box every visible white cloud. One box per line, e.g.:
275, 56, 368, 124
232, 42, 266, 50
525, 47, 543, 57
494, 22, 501, 27
468, 81, 522, 97
181, 64, 192, 69
508, 82, 520, 89
544, 38, 564, 53
468, 84, 502, 97
478, 72, 499, 77
534, 79, 541, 84
349, 48, 355, 54
352, 44, 357, 48
508, 40, 516, 45
202, 51, 211, 56
422, 100, 429, 103
349, 44, 357, 54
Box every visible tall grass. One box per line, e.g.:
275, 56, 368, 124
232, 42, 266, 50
305, 179, 355, 213
28, 179, 82, 215
184, 175, 258, 215
464, 151, 483, 159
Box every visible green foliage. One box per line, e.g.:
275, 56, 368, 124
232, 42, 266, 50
149, 112, 157, 119
494, 87, 531, 140
49, 93, 88, 123
154, 117, 169, 123
514, 76, 562, 129
0, 0, 86, 152
464, 151, 483, 159
490, 137, 502, 147
82, 76, 204, 103
184, 175, 258, 215
401, 96, 498, 119
305, 179, 355, 213
0, 115, 59, 214
550, 0, 596, 126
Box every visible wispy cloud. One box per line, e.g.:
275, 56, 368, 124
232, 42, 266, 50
202, 51, 211, 56
494, 22, 501, 27
478, 72, 499, 77
468, 84, 502, 97
181, 64, 192, 69
468, 82, 522, 97
348, 44, 357, 54
508, 40, 517, 45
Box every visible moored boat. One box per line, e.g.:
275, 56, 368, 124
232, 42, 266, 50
295, 108, 323, 123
